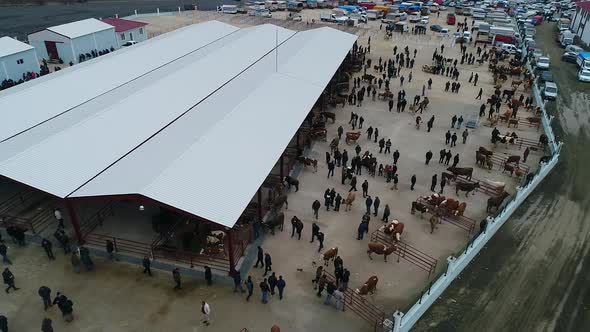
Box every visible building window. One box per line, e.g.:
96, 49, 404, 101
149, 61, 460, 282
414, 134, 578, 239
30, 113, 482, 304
120, 33, 125, 40
139, 27, 144, 35
16, 59, 24, 64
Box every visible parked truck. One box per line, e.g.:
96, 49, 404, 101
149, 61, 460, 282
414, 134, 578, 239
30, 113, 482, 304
577, 52, 590, 70
320, 13, 348, 23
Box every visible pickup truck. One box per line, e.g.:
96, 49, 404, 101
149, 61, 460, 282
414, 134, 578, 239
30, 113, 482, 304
320, 13, 348, 23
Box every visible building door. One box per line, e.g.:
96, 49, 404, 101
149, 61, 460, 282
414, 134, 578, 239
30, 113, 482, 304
44, 41, 59, 60
129, 32, 133, 41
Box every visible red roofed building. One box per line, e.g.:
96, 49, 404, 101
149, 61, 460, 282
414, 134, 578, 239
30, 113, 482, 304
572, 1, 590, 45
101, 18, 148, 46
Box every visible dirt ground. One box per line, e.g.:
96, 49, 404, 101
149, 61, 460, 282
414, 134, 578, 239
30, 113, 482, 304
0, 9, 549, 332
414, 21, 590, 332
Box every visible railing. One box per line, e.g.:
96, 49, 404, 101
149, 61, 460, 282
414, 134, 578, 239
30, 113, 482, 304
485, 153, 531, 174
152, 245, 230, 274
79, 202, 115, 239
416, 198, 476, 234
323, 271, 386, 331
370, 230, 438, 278
454, 175, 505, 197
0, 190, 56, 234
0, 189, 36, 215
85, 233, 152, 257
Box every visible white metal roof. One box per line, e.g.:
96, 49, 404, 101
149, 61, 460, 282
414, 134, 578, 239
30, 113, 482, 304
47, 18, 114, 39
0, 21, 238, 143
0, 22, 356, 228
0, 37, 34, 58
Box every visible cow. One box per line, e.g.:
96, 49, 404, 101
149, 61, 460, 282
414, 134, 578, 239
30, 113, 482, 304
506, 155, 520, 165
502, 162, 516, 176
478, 146, 493, 157
425, 193, 446, 206
411, 201, 429, 216
284, 176, 299, 192
455, 182, 480, 197
391, 220, 404, 242
297, 156, 318, 173
456, 202, 467, 216
264, 212, 285, 235
356, 276, 379, 295
270, 194, 288, 212
321, 247, 339, 266
367, 242, 397, 262
439, 199, 460, 215
344, 192, 356, 211
447, 167, 474, 180
486, 192, 510, 212
320, 111, 336, 123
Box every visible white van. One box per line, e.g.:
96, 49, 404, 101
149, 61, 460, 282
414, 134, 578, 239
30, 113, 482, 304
501, 43, 519, 54
565, 45, 584, 54
543, 82, 558, 100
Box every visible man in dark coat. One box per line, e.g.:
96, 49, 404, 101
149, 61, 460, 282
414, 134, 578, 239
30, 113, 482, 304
205, 266, 212, 285
393, 150, 400, 164
445, 150, 453, 165
440, 176, 447, 194
142, 256, 152, 276
0, 241, 11, 265
311, 223, 320, 243
373, 196, 380, 216
382, 204, 390, 222
312, 200, 321, 219
439, 149, 446, 163
39, 286, 53, 310
357, 221, 368, 240
317, 232, 324, 252
362, 180, 369, 198
264, 253, 273, 276
431, 174, 438, 192
173, 268, 181, 290
3, 268, 19, 293
410, 174, 417, 191
334, 193, 342, 212
254, 246, 264, 268
349, 176, 358, 192
41, 238, 55, 260
425, 150, 433, 165
324, 189, 332, 211
365, 196, 373, 215
453, 154, 460, 168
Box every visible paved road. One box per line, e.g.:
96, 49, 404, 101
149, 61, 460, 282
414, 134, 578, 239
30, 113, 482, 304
0, 0, 228, 40
414, 22, 590, 332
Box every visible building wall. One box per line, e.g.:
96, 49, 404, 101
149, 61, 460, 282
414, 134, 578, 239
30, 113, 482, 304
116, 26, 148, 45
0, 49, 39, 81
71, 28, 117, 64
27, 30, 70, 62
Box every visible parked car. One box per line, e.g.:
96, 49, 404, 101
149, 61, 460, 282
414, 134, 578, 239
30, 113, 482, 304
430, 24, 443, 32
536, 56, 551, 69
536, 70, 554, 85
121, 41, 138, 47
562, 51, 578, 63
565, 45, 584, 54
543, 82, 558, 100
578, 69, 590, 82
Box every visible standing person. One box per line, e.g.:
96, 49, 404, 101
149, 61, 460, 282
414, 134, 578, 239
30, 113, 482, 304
312, 200, 321, 219
453, 154, 460, 168
277, 275, 286, 300
425, 150, 433, 165
385, 139, 392, 154
393, 149, 400, 164
41, 318, 53, 332
410, 174, 417, 191
439, 149, 446, 163
295, 219, 304, 240
373, 196, 380, 217
523, 147, 530, 162
359, 116, 364, 129
324, 189, 331, 211
479, 218, 488, 235
38, 286, 53, 310
233, 272, 245, 293
3, 268, 18, 293
365, 196, 373, 215
427, 116, 434, 132
79, 247, 94, 271
342, 149, 348, 167
474, 73, 479, 86
54, 208, 64, 229
205, 266, 212, 285
382, 204, 390, 222
462, 129, 469, 144
431, 174, 438, 192
317, 232, 324, 252
325, 151, 331, 165
311, 223, 320, 243
451, 133, 458, 147
378, 138, 385, 153
445, 150, 452, 165
334, 193, 342, 212
260, 278, 270, 304
392, 173, 399, 190
0, 241, 11, 265
173, 268, 181, 290
70, 252, 81, 274
388, 99, 394, 112
374, 127, 379, 143
457, 115, 464, 129
142, 256, 152, 276
246, 276, 254, 301
268, 272, 277, 296
324, 281, 336, 305
201, 301, 211, 326
334, 288, 345, 311
254, 246, 264, 268
357, 221, 368, 240
451, 115, 457, 128
53, 228, 71, 254
362, 180, 369, 197
445, 130, 451, 145
476, 88, 483, 99
338, 125, 343, 140
264, 253, 272, 276
349, 176, 358, 192
41, 238, 55, 260
106, 240, 115, 261
440, 176, 446, 194
428, 78, 433, 89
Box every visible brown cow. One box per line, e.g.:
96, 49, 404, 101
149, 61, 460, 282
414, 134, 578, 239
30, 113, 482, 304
456, 202, 467, 216
297, 156, 318, 172
356, 276, 379, 295
503, 162, 516, 176
271, 325, 281, 332
439, 199, 460, 215
367, 242, 397, 262
391, 220, 404, 242
478, 146, 493, 157
322, 247, 338, 266
426, 194, 446, 206
506, 155, 520, 165
344, 192, 356, 211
